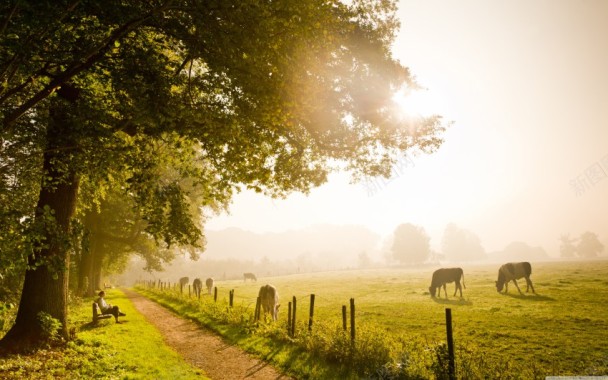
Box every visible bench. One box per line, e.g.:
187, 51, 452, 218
92, 302, 113, 323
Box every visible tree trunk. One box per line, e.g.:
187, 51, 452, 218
76, 227, 91, 297
0, 102, 80, 349
79, 210, 104, 297
77, 246, 92, 296
90, 233, 104, 294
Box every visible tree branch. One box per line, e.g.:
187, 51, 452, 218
2, 1, 175, 132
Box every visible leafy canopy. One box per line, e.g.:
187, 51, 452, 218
1, 0, 445, 268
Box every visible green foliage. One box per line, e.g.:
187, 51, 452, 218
37, 312, 62, 342
0, 303, 15, 336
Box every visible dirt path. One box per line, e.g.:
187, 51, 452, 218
122, 289, 293, 380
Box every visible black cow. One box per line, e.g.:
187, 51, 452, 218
429, 268, 465, 298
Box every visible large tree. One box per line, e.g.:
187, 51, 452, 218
577, 232, 604, 258
391, 223, 431, 265
0, 1, 444, 348
559, 234, 577, 258
73, 135, 223, 296
441, 223, 486, 262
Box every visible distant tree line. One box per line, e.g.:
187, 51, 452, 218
390, 222, 487, 264
560, 232, 605, 258
390, 223, 605, 264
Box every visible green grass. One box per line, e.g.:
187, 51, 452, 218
139, 260, 608, 379
2, 260, 607, 379
0, 289, 207, 379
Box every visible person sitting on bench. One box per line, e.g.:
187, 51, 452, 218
96, 291, 126, 323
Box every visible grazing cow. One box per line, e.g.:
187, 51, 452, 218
258, 284, 280, 321
205, 277, 214, 295
243, 272, 257, 282
429, 268, 466, 298
496, 262, 535, 294
192, 278, 202, 297
179, 276, 189, 290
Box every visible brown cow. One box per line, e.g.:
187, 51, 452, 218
429, 268, 465, 298
205, 277, 214, 295
243, 272, 257, 282
496, 262, 535, 294
258, 284, 280, 321
179, 277, 189, 292
192, 278, 203, 297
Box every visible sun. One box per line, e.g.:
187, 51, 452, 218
391, 87, 443, 118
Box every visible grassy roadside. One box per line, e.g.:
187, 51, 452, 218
135, 287, 360, 379
0, 289, 206, 379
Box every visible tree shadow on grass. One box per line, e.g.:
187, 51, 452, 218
431, 297, 473, 306
502, 293, 555, 301
245, 346, 290, 378
79, 319, 128, 331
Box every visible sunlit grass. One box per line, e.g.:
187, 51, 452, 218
139, 259, 608, 379
0, 289, 206, 379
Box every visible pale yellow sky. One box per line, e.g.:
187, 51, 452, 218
207, 0, 608, 255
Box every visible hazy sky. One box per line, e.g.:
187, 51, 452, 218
207, 0, 608, 254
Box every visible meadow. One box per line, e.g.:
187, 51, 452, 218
1, 259, 607, 379
140, 259, 608, 378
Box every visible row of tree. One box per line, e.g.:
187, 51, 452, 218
559, 233, 605, 258
391, 223, 486, 264
390, 223, 605, 264
0, 1, 445, 349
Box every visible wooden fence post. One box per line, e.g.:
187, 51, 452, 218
446, 308, 456, 380
214, 287, 218, 302
342, 305, 347, 331
350, 298, 355, 342
188, 284, 191, 297
288, 302, 292, 336
291, 296, 297, 337
308, 294, 315, 332
229, 289, 234, 307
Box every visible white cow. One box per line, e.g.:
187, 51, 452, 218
258, 284, 280, 321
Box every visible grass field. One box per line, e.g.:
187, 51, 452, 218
2, 259, 606, 379
153, 259, 608, 378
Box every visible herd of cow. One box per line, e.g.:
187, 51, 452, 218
177, 273, 280, 321
430, 261, 536, 298
174, 262, 535, 323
